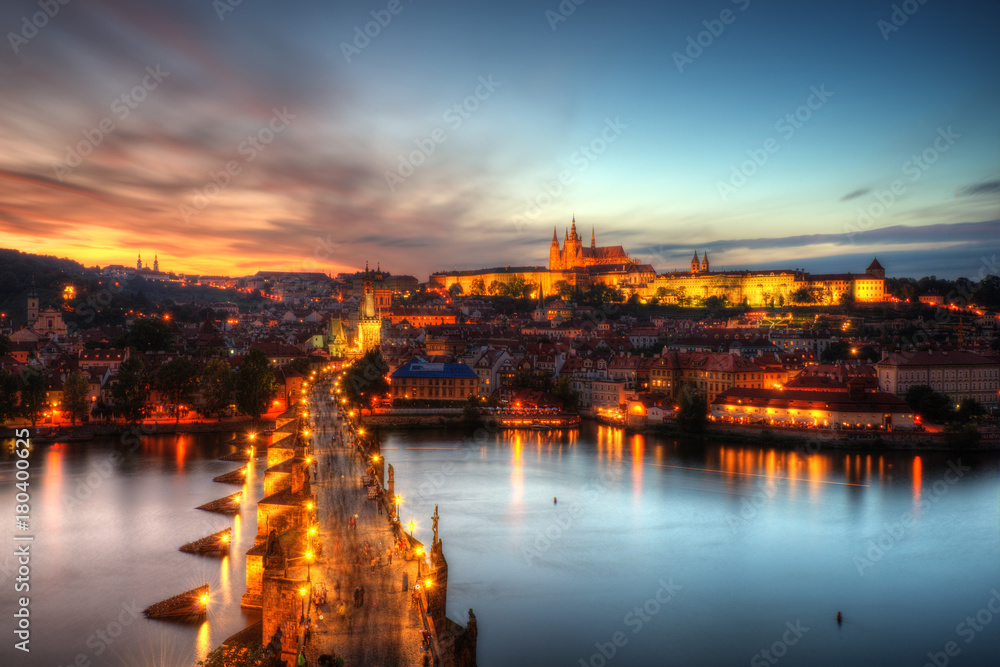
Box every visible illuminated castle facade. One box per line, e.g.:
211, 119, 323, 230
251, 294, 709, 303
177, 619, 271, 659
428, 216, 886, 306
430, 217, 653, 295
648, 257, 886, 306
549, 217, 632, 270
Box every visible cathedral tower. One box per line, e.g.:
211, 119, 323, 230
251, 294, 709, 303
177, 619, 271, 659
356, 262, 382, 354
549, 227, 561, 271
27, 289, 39, 325
691, 251, 700, 274
701, 252, 709, 273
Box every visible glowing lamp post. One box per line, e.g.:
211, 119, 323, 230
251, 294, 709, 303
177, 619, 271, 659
394, 496, 401, 520
408, 521, 414, 537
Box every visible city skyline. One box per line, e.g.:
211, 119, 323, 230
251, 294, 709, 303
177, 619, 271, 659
0, 0, 997, 278
13, 217, 998, 283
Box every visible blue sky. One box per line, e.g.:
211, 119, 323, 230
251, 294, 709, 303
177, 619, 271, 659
0, 0, 996, 278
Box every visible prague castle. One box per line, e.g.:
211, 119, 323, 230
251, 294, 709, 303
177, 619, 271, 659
647, 253, 885, 306
429, 217, 654, 295
549, 217, 632, 270
429, 216, 886, 306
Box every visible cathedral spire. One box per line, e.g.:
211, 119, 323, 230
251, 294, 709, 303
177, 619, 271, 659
551, 227, 558, 245
691, 251, 700, 274
570, 215, 578, 240
591, 225, 596, 249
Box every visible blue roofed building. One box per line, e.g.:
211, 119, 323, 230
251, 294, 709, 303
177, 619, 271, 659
390, 358, 479, 403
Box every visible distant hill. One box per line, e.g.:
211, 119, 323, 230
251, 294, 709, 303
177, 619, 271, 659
0, 249, 94, 324
0, 248, 266, 327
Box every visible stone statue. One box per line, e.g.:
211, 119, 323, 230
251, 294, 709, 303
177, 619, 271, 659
266, 528, 281, 556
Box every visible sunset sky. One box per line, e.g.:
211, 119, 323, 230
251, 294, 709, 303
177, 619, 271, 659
0, 0, 996, 279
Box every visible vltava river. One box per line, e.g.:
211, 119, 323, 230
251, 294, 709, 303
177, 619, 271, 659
383, 424, 1000, 667
2, 424, 998, 666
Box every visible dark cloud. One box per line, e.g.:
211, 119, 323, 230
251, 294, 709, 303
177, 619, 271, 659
959, 180, 1000, 197
840, 188, 870, 201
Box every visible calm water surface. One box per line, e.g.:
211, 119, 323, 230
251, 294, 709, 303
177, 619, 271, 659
383, 424, 1000, 667
2, 424, 998, 666
0, 431, 263, 667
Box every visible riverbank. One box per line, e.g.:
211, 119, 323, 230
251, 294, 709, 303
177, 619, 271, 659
631, 420, 1000, 451
364, 410, 1000, 452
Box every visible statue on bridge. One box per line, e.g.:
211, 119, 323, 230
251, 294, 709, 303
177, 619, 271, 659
432, 505, 439, 545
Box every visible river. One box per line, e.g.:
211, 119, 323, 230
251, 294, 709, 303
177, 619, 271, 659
381, 424, 1000, 667
0, 431, 263, 667
2, 424, 998, 666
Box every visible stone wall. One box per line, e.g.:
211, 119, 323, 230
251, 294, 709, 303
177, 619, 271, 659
262, 573, 307, 667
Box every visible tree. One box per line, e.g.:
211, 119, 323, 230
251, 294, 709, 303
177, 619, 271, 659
157, 358, 199, 423
956, 397, 984, 424
111, 356, 151, 424
552, 375, 580, 412
840, 290, 856, 311
462, 394, 482, 424
675, 383, 707, 433
448, 283, 463, 297
117, 317, 176, 352
0, 369, 20, 424
704, 295, 728, 309
944, 422, 981, 447
235, 348, 278, 423
487, 280, 503, 296
289, 356, 312, 376
904, 385, 953, 424
342, 349, 389, 415
0, 333, 11, 357
62, 369, 91, 426
791, 287, 814, 304
583, 282, 623, 307
820, 341, 850, 363
501, 276, 529, 299
202, 358, 235, 419
554, 280, 574, 300
470, 278, 485, 296
19, 367, 48, 428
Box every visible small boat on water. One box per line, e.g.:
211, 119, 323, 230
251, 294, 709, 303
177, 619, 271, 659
31, 428, 65, 443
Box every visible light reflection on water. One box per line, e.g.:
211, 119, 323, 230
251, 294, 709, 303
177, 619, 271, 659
384, 424, 1000, 667
0, 431, 263, 667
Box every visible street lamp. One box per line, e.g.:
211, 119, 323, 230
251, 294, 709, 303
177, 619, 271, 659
408, 521, 414, 536
395, 496, 401, 519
